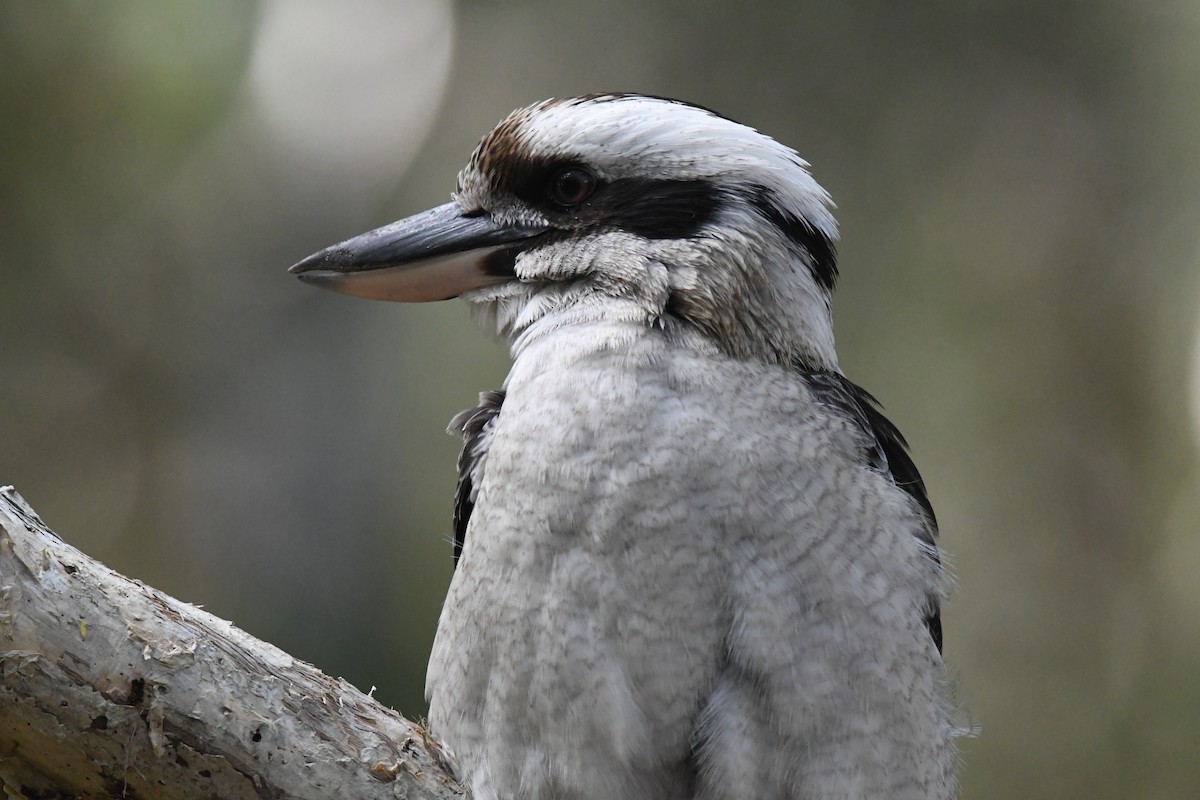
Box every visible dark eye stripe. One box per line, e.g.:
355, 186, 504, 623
496, 155, 721, 240
578, 178, 722, 239
491, 154, 837, 262
746, 186, 838, 291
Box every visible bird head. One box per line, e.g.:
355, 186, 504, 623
290, 94, 840, 368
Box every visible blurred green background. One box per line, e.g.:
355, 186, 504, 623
3, 2, 1199, 797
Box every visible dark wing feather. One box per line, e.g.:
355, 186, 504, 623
798, 366, 943, 652
447, 390, 505, 566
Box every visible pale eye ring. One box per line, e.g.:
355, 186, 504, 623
547, 167, 596, 207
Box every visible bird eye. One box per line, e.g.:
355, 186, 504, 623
547, 167, 595, 207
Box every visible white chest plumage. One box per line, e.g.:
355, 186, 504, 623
425, 324, 956, 800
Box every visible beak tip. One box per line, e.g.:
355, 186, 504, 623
289, 249, 332, 276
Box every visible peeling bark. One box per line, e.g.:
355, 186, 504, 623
0, 486, 463, 800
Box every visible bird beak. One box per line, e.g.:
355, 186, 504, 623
288, 202, 548, 302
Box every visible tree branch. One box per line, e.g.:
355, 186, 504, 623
0, 486, 463, 800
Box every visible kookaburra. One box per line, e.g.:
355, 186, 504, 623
291, 94, 961, 800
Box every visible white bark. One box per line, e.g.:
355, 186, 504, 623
0, 486, 463, 800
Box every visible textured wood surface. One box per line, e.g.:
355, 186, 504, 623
0, 486, 463, 800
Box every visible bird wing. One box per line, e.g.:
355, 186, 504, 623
448, 390, 505, 564
797, 365, 943, 652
